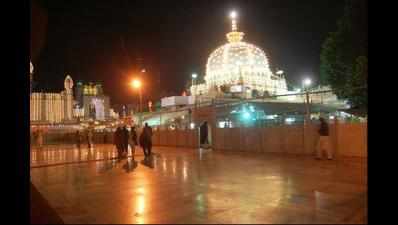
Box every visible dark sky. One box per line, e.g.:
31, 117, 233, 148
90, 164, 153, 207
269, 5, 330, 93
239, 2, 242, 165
32, 0, 345, 105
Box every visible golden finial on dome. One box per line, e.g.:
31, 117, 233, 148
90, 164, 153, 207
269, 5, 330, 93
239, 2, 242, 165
227, 10, 245, 43
230, 11, 238, 31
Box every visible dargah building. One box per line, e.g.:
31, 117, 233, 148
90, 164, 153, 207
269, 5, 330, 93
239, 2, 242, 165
191, 11, 288, 99
150, 11, 348, 129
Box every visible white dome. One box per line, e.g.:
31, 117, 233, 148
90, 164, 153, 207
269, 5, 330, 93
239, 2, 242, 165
205, 41, 273, 87
191, 12, 288, 97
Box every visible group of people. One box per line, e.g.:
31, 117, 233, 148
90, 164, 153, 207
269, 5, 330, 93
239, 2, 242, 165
69, 118, 331, 161
114, 123, 153, 160
114, 126, 135, 159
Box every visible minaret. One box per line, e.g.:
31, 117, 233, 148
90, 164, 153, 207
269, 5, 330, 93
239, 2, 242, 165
64, 75, 74, 121
30, 61, 33, 94
226, 11, 245, 43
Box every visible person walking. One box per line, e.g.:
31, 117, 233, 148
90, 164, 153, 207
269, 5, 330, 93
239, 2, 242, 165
114, 126, 123, 160
316, 117, 332, 160
75, 130, 81, 149
145, 124, 153, 156
36, 128, 44, 148
200, 121, 209, 148
122, 126, 129, 158
87, 129, 93, 149
103, 132, 107, 144
130, 126, 138, 159
139, 123, 153, 157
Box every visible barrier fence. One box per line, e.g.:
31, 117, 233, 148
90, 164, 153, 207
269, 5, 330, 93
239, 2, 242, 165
31, 121, 367, 158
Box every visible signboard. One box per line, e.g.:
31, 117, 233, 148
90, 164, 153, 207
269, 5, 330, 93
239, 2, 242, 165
161, 96, 195, 107
230, 85, 243, 93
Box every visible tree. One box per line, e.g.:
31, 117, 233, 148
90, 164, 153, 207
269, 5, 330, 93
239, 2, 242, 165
348, 56, 368, 110
154, 101, 161, 111
320, 0, 368, 112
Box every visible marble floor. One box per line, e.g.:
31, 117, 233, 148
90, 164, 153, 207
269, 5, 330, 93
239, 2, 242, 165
30, 144, 367, 224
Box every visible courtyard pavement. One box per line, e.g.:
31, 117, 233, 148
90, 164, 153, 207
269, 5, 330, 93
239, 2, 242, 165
30, 144, 367, 224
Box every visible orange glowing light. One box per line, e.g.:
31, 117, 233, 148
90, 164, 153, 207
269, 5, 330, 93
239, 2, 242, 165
130, 79, 142, 89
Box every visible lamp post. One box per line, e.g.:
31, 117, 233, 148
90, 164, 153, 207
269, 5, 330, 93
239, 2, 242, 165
192, 73, 198, 109
139, 69, 146, 113
191, 73, 197, 95
275, 70, 284, 96
302, 78, 312, 122
130, 79, 142, 125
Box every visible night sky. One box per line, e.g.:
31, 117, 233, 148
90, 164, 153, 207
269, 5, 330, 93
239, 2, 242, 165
31, 0, 345, 105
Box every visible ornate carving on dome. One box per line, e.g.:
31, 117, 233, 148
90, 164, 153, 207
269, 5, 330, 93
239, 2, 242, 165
226, 31, 245, 43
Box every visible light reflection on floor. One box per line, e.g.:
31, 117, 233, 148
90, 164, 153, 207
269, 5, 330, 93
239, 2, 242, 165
30, 144, 367, 224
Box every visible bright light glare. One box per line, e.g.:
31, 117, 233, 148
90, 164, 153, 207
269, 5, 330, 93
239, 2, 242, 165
243, 112, 251, 120
230, 11, 237, 19
192, 73, 198, 79
276, 70, 284, 75
303, 78, 312, 86
131, 79, 141, 89
285, 117, 295, 124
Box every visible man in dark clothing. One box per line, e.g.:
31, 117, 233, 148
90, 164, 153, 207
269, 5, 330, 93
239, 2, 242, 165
200, 121, 209, 147
140, 123, 153, 157
316, 117, 332, 160
122, 126, 129, 158
75, 130, 81, 149
114, 127, 123, 159
130, 126, 138, 158
131, 126, 138, 145
87, 129, 93, 149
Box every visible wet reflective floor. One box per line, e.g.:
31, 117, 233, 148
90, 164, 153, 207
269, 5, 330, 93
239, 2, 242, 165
30, 144, 367, 224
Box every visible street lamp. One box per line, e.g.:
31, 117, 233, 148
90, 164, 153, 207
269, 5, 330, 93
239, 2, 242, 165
302, 78, 312, 123
274, 70, 284, 95
230, 11, 237, 19
303, 78, 312, 89
191, 73, 198, 95
130, 79, 142, 113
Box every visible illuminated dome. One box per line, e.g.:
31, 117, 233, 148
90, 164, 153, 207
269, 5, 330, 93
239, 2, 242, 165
205, 41, 273, 89
192, 11, 288, 97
